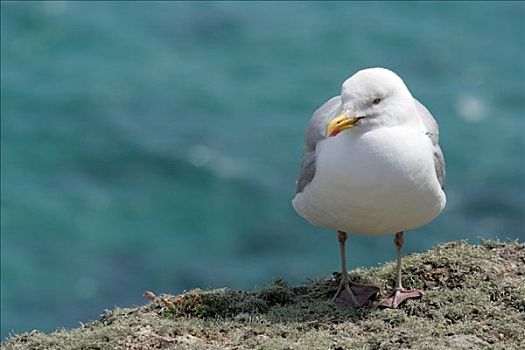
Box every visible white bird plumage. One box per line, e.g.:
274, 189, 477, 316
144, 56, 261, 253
292, 68, 446, 308
293, 67, 445, 235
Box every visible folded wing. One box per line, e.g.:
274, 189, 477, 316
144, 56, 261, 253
415, 98, 446, 189
296, 96, 342, 193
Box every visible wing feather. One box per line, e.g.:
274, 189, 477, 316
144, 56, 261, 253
296, 96, 342, 193
415, 98, 446, 189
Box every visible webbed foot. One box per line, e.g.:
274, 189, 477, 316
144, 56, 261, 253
333, 280, 379, 307
379, 288, 423, 308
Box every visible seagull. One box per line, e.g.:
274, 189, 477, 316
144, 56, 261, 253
292, 68, 446, 308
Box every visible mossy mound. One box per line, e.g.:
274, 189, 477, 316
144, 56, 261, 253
3, 240, 524, 349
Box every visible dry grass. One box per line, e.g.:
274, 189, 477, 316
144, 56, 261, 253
3, 240, 524, 350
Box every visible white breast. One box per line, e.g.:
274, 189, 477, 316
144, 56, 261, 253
292, 126, 446, 235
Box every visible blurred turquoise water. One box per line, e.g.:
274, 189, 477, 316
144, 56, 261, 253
1, 1, 524, 339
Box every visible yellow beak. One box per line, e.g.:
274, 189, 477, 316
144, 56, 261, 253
325, 112, 359, 137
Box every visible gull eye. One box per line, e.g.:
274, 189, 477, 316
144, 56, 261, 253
372, 98, 381, 105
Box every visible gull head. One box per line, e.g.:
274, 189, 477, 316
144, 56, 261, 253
326, 68, 418, 137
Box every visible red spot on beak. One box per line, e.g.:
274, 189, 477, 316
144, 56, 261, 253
329, 128, 341, 137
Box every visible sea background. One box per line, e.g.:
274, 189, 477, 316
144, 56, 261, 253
1, 1, 524, 339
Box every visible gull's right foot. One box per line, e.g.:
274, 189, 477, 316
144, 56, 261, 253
333, 279, 379, 307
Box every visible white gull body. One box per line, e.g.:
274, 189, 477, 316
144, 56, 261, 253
292, 68, 446, 235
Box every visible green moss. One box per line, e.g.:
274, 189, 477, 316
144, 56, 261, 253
3, 240, 524, 350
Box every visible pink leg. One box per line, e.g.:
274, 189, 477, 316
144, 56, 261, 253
333, 231, 379, 307
379, 231, 423, 308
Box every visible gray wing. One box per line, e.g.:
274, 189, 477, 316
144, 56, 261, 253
415, 98, 446, 189
296, 96, 342, 193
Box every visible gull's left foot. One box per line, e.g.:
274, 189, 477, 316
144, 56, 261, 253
379, 288, 423, 308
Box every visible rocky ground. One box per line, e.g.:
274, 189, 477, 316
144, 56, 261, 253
3, 240, 524, 350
